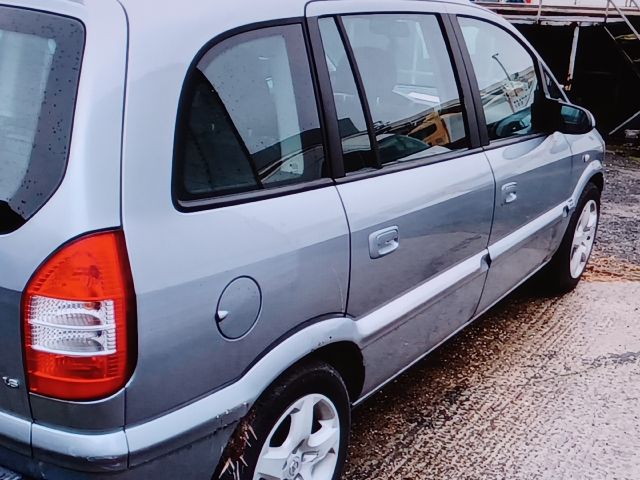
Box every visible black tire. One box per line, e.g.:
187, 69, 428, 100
540, 182, 601, 294
214, 361, 351, 480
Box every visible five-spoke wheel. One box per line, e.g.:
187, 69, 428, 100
570, 199, 598, 279
254, 394, 340, 480
215, 361, 350, 480
541, 181, 601, 293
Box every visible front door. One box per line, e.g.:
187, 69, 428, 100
456, 16, 575, 312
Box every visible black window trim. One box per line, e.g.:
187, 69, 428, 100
172, 17, 336, 213
442, 13, 482, 148
173, 11, 529, 208
334, 146, 486, 184
315, 11, 483, 184
306, 17, 346, 178
334, 15, 383, 170
451, 14, 552, 151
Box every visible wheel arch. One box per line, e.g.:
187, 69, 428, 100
571, 160, 604, 208
251, 339, 366, 405
590, 172, 604, 193
307, 341, 365, 403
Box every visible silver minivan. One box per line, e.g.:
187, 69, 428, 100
0, 0, 604, 479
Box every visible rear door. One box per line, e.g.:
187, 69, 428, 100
310, 4, 495, 393
454, 16, 575, 312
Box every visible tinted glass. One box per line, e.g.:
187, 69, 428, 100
319, 17, 376, 173
177, 25, 326, 201
342, 14, 468, 166
459, 17, 541, 141
0, 7, 84, 234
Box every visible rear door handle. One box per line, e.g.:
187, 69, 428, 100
369, 226, 399, 259
501, 182, 518, 205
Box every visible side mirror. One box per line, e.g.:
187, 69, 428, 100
558, 103, 596, 135
532, 96, 596, 135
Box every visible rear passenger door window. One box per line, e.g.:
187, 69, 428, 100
320, 14, 469, 171
175, 24, 327, 202
459, 18, 543, 141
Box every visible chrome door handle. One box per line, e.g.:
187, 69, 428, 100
369, 226, 399, 259
501, 182, 518, 205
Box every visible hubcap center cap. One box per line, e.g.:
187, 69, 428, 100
287, 455, 301, 477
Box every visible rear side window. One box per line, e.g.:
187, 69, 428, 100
175, 24, 327, 202
0, 7, 84, 234
337, 14, 469, 168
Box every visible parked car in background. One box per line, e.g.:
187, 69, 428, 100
0, 0, 604, 479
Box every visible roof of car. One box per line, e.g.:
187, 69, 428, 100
115, 0, 479, 37
111, 0, 482, 64
115, 0, 474, 12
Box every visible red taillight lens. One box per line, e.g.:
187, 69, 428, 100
23, 230, 135, 401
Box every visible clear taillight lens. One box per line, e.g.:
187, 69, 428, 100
23, 231, 135, 401
28, 297, 117, 355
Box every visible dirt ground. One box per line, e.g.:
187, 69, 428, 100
345, 151, 640, 480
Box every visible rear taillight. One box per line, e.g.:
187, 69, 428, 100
23, 231, 135, 401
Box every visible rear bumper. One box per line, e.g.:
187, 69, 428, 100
0, 423, 236, 480
0, 405, 242, 479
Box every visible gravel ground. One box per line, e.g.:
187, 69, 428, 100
587, 151, 640, 280
345, 151, 640, 479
